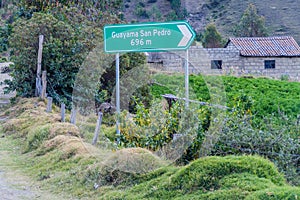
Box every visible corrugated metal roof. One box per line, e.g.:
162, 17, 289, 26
226, 36, 300, 57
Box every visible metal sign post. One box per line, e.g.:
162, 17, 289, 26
116, 53, 120, 144
104, 21, 195, 144
185, 49, 189, 108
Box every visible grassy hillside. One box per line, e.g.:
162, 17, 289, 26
122, 0, 300, 43
206, 0, 300, 42
100, 156, 297, 200
0, 95, 298, 199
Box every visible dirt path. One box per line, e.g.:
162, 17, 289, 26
0, 63, 75, 199
0, 63, 40, 199
0, 136, 70, 200
0, 166, 38, 200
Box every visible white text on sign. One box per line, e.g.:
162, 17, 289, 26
111, 29, 172, 40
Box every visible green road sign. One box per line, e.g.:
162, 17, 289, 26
104, 21, 195, 53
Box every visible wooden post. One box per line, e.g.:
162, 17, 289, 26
61, 103, 65, 122
41, 70, 47, 99
46, 97, 52, 113
92, 112, 103, 145
35, 35, 44, 97
70, 107, 77, 124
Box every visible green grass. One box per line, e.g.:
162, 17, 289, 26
151, 74, 300, 122
2, 127, 297, 200
100, 155, 297, 200
0, 97, 299, 199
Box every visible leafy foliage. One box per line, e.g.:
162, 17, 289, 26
100, 53, 147, 101
5, 1, 147, 109
202, 23, 225, 48
234, 4, 268, 37
1, 97, 299, 199
6, 13, 95, 104
18, 0, 122, 22
118, 99, 183, 151
212, 113, 300, 185
0, 23, 11, 52
148, 74, 300, 183
166, 0, 187, 20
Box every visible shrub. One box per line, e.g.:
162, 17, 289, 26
118, 98, 204, 162
212, 114, 300, 185
202, 23, 225, 48
134, 5, 149, 18
7, 13, 83, 104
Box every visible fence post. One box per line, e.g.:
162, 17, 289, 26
35, 35, 44, 97
41, 70, 47, 99
61, 103, 65, 122
92, 112, 103, 145
70, 107, 77, 124
46, 97, 53, 113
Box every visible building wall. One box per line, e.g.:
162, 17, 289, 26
148, 44, 300, 81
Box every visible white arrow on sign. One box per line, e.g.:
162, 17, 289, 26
177, 25, 193, 47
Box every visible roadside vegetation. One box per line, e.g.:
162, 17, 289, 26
0, 1, 299, 199
0, 72, 299, 199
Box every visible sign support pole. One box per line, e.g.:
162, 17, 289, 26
116, 53, 120, 144
185, 49, 189, 108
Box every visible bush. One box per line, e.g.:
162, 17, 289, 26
135, 5, 149, 18
0, 23, 12, 52
118, 98, 203, 163
212, 114, 300, 185
7, 13, 83, 104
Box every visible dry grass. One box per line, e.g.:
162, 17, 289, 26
48, 123, 80, 139
42, 135, 102, 158
102, 148, 168, 174
95, 147, 169, 186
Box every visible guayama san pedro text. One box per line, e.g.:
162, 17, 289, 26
112, 29, 171, 39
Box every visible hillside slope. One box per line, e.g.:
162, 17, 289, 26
123, 0, 300, 43
199, 0, 300, 42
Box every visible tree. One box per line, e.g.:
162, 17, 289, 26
7, 13, 78, 100
202, 23, 224, 48
5, 0, 147, 111
234, 4, 268, 37
18, 0, 122, 21
6, 12, 103, 107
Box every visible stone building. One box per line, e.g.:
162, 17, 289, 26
148, 36, 300, 81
